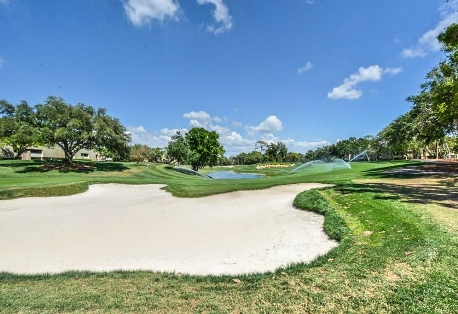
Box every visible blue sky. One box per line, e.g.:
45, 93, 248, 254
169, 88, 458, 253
0, 0, 456, 156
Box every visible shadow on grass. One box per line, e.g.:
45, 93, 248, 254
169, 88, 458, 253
9, 160, 129, 174
91, 162, 129, 172
0, 160, 45, 168
335, 182, 458, 209
360, 161, 458, 181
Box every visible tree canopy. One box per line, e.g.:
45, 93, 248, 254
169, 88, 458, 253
166, 131, 190, 165
130, 144, 151, 164
0, 100, 43, 159
35, 96, 131, 164
186, 127, 225, 171
167, 127, 225, 171
129, 144, 164, 164
265, 142, 288, 162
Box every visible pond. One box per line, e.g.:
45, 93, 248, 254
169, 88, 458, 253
206, 171, 263, 179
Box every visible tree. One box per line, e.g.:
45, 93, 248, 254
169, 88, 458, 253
303, 149, 317, 162
246, 150, 264, 164
130, 144, 150, 164
0, 100, 43, 159
233, 152, 248, 165
265, 142, 288, 162
149, 147, 164, 163
255, 140, 268, 154
218, 155, 232, 166
35, 96, 130, 165
185, 127, 225, 171
166, 131, 189, 164
378, 113, 416, 158
286, 152, 301, 162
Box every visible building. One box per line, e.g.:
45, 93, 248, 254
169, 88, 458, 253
1, 145, 101, 161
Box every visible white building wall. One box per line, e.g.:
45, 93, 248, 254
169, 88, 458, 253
1, 145, 99, 161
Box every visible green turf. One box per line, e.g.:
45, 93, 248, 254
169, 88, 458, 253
0, 159, 416, 199
1, 159, 457, 313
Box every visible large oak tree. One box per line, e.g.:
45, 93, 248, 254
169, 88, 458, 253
36, 96, 130, 165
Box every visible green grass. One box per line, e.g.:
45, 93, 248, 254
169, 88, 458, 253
0, 159, 416, 199
1, 159, 457, 312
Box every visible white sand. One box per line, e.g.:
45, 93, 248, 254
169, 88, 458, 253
0, 183, 338, 275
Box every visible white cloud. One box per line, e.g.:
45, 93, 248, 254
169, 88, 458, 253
297, 62, 313, 74
0, 58, 4, 68
219, 131, 255, 155
183, 110, 225, 130
183, 111, 229, 133
401, 48, 426, 58
327, 65, 402, 100
127, 125, 187, 147
196, 0, 232, 34
0, 0, 10, 4
129, 112, 334, 156
402, 0, 458, 58
246, 116, 283, 135
189, 119, 205, 128
288, 139, 331, 151
260, 133, 280, 144
232, 121, 243, 128
210, 124, 230, 134
384, 67, 403, 75
159, 127, 187, 137
183, 111, 212, 122
128, 125, 148, 134
123, 0, 180, 27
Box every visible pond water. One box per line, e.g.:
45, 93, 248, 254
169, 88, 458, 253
206, 171, 263, 179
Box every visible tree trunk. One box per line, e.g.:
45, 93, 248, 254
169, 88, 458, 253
14, 146, 27, 159
64, 157, 72, 166
63, 151, 74, 166
436, 140, 439, 159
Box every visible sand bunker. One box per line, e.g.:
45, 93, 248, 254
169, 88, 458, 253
0, 183, 338, 275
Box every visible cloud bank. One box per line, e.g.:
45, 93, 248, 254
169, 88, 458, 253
128, 111, 329, 156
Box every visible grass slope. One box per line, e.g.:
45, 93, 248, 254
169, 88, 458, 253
1, 159, 457, 313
